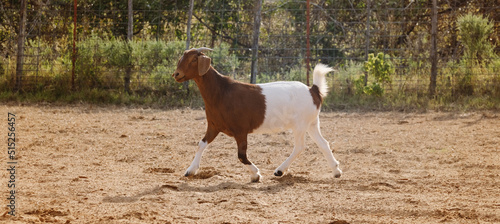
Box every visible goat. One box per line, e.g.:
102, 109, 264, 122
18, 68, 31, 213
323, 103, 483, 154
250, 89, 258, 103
172, 47, 342, 182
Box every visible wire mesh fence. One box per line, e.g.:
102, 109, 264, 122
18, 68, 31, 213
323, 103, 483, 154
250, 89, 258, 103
1, 0, 499, 103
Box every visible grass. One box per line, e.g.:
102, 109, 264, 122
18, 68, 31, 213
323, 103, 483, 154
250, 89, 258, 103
322, 89, 500, 112
1, 79, 499, 112
2, 34, 499, 111
0, 88, 204, 109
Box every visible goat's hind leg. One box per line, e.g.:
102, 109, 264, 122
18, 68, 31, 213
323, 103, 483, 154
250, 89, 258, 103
184, 128, 219, 177
274, 131, 306, 176
307, 120, 342, 178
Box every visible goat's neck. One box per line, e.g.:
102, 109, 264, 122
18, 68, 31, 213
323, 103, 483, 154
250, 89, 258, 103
193, 67, 229, 106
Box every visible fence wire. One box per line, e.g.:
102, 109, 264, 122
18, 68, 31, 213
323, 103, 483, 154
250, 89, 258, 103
1, 0, 499, 100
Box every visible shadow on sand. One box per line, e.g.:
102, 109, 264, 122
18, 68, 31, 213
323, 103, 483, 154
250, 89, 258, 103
102, 174, 329, 203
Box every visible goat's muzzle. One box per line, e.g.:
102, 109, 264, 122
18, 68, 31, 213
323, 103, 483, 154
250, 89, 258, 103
172, 72, 185, 82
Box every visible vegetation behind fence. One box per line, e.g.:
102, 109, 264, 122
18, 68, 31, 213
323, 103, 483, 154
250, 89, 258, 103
1, 0, 499, 110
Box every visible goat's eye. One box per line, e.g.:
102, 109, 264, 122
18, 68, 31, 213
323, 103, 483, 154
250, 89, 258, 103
192, 57, 197, 62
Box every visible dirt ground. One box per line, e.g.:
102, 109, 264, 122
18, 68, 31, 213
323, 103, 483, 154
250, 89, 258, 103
1, 104, 499, 223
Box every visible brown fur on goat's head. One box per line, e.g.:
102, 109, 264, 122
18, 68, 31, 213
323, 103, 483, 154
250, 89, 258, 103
172, 48, 212, 82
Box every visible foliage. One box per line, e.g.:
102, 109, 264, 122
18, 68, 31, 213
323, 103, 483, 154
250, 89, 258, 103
455, 13, 497, 96
73, 36, 186, 91
335, 60, 364, 96
354, 78, 384, 96
353, 53, 393, 96
1, 1, 500, 110
211, 42, 240, 77
458, 13, 495, 61
364, 53, 393, 84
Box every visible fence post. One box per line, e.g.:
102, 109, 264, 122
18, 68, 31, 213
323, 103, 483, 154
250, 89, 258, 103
186, 0, 194, 50
124, 0, 133, 94
429, 0, 438, 97
15, 0, 27, 91
364, 0, 371, 86
72, 0, 77, 91
183, 0, 195, 92
305, 0, 311, 86
250, 0, 262, 84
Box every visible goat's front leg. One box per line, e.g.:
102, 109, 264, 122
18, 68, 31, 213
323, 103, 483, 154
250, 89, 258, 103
235, 134, 261, 182
184, 128, 219, 177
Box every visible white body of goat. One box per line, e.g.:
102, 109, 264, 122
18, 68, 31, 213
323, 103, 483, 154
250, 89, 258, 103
252, 64, 342, 177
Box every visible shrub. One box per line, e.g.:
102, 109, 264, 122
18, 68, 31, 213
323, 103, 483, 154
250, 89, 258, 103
335, 60, 364, 96
354, 52, 393, 96
456, 13, 495, 95
364, 52, 393, 84
211, 42, 240, 78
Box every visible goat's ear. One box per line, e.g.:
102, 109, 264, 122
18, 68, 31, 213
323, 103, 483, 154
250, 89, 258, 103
198, 55, 211, 76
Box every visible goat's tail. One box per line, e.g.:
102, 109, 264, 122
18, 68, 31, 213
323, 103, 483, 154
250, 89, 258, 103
312, 63, 334, 97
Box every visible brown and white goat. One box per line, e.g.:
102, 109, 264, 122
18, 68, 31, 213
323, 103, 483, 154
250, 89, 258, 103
172, 47, 342, 182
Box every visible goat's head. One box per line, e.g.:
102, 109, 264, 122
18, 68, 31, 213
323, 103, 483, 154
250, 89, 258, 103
172, 47, 213, 82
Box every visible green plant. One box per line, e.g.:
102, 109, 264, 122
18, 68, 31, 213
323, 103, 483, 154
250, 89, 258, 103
103, 39, 133, 67
75, 35, 105, 88
364, 52, 393, 84
211, 42, 240, 77
354, 52, 393, 96
456, 13, 495, 95
255, 64, 307, 84
334, 60, 364, 96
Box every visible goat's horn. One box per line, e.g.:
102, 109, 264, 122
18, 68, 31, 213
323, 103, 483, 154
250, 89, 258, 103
194, 47, 213, 53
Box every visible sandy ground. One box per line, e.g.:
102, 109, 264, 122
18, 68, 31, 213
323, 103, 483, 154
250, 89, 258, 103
1, 104, 499, 223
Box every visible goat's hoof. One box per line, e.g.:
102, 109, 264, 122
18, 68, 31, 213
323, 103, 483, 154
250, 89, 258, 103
184, 170, 195, 177
334, 168, 342, 178
251, 174, 261, 183
184, 165, 199, 177
274, 170, 283, 176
